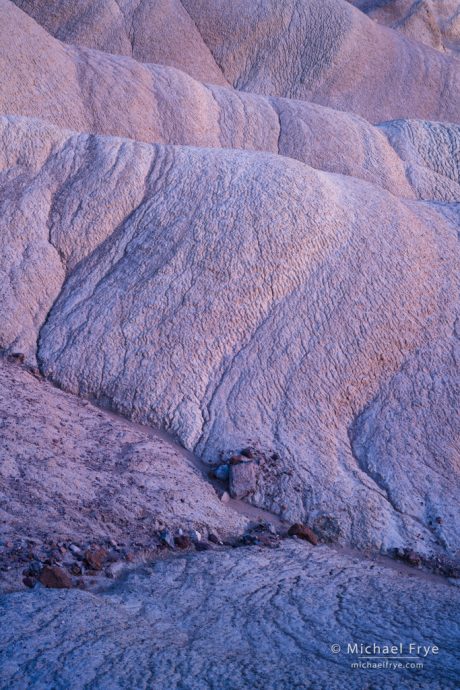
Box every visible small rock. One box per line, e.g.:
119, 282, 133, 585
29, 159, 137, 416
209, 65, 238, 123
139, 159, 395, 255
70, 562, 83, 576
69, 544, 81, 556
107, 561, 126, 577
159, 529, 175, 549
22, 561, 42, 577
174, 535, 192, 549
189, 529, 202, 543
208, 533, 223, 545
84, 546, 108, 571
106, 549, 121, 563
7, 352, 25, 364
39, 565, 72, 589
405, 550, 422, 567
312, 515, 341, 543
23, 576, 36, 588
214, 463, 230, 481
256, 534, 280, 548
229, 455, 246, 465
287, 523, 318, 545
241, 447, 255, 459
229, 461, 256, 499
220, 491, 230, 504
195, 542, 211, 552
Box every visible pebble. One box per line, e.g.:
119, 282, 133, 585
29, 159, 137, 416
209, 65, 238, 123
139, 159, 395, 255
195, 542, 211, 552
214, 464, 230, 481
84, 546, 108, 571
189, 529, 202, 543
174, 535, 192, 549
159, 529, 175, 549
287, 523, 318, 545
39, 565, 72, 589
208, 533, 223, 545
229, 461, 256, 499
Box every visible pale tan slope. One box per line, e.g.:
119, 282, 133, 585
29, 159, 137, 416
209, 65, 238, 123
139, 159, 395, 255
0, 1, 415, 199
11, 0, 227, 84
0, 358, 247, 546
182, 0, 460, 123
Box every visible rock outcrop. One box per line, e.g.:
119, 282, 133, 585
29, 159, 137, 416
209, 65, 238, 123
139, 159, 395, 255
379, 119, 460, 201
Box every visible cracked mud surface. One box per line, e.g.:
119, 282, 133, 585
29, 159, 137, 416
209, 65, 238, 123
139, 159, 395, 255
1, 542, 459, 690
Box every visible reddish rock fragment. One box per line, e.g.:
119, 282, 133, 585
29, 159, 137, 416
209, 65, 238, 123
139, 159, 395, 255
39, 565, 72, 589
287, 524, 318, 546
84, 546, 108, 571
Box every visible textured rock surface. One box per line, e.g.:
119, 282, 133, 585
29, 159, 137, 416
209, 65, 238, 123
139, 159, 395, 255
0, 4, 417, 199
0, 111, 414, 358
379, 119, 460, 201
0, 358, 247, 547
348, 0, 460, 54
11, 0, 227, 84
7, 127, 457, 557
0, 113, 458, 557
1, 0, 459, 685
1, 542, 459, 689
182, 0, 460, 122
7, 0, 460, 125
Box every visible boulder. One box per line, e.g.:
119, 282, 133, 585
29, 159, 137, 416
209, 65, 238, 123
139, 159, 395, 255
229, 462, 257, 500
39, 565, 72, 589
